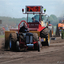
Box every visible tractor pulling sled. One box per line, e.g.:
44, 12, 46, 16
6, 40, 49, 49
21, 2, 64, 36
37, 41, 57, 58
5, 6, 52, 52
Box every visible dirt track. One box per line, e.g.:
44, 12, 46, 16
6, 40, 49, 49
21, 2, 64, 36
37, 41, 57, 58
0, 37, 64, 64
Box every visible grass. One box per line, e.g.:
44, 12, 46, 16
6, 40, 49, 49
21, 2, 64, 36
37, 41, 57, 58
0, 35, 4, 38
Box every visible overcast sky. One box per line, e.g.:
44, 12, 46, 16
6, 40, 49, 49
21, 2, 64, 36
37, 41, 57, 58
0, 0, 64, 18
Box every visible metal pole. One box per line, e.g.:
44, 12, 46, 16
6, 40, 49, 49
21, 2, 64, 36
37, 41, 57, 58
27, 13, 28, 22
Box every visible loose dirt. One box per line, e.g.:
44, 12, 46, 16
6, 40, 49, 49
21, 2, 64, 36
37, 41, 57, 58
0, 37, 64, 64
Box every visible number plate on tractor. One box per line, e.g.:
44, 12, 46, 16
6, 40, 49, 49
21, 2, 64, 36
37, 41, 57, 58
26, 6, 43, 13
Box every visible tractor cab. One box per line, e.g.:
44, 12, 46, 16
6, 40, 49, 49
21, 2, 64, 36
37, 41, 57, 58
27, 14, 40, 29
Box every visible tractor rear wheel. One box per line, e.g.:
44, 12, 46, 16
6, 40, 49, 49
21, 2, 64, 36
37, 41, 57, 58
41, 28, 51, 46
9, 33, 17, 50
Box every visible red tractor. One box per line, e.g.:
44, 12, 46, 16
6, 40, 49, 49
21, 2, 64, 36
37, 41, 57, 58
5, 6, 51, 52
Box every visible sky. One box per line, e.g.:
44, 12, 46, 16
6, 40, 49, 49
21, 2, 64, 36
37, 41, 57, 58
0, 0, 64, 18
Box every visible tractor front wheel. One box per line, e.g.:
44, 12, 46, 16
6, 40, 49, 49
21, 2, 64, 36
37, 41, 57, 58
38, 41, 41, 52
16, 41, 20, 52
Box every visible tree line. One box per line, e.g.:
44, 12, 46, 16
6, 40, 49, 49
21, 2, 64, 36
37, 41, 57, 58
0, 14, 62, 27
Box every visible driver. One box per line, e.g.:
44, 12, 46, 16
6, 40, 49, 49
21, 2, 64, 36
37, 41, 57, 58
32, 17, 38, 22
19, 23, 28, 33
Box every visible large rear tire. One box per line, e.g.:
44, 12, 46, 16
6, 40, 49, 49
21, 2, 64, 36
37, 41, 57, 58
40, 28, 51, 46
9, 33, 17, 50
